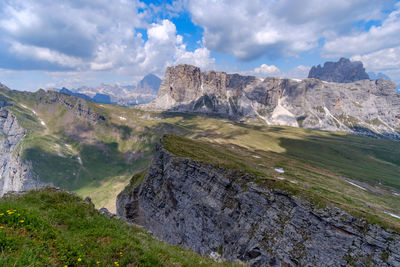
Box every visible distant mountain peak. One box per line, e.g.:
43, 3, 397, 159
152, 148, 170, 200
308, 57, 370, 83
136, 74, 162, 95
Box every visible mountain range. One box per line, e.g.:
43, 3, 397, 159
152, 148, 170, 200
0, 59, 400, 266
143, 61, 400, 140
55, 73, 162, 106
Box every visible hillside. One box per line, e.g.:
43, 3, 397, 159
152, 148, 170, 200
0, 188, 238, 266
117, 137, 400, 265
0, 84, 399, 217
0, 82, 400, 265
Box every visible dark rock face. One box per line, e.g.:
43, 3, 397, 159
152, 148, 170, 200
117, 146, 400, 266
143, 64, 400, 140
308, 58, 370, 83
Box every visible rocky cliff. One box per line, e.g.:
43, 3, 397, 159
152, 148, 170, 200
142, 64, 400, 140
308, 57, 370, 83
0, 96, 44, 196
117, 145, 400, 266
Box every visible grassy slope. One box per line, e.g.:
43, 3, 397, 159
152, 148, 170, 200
1, 88, 399, 225
0, 188, 238, 267
162, 134, 400, 232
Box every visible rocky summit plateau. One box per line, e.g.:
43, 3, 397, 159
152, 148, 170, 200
143, 63, 400, 140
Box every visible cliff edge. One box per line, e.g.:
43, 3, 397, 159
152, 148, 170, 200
117, 141, 400, 266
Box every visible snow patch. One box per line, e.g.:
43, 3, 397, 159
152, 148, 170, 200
40, 120, 46, 126
252, 155, 261, 159
274, 168, 285, 174
119, 116, 127, 121
77, 156, 82, 165
384, 212, 400, 220
345, 180, 367, 191
291, 78, 302, 82
21, 104, 37, 115
277, 177, 286, 180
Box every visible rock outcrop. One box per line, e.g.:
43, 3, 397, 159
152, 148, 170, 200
308, 57, 370, 83
117, 144, 400, 266
36, 89, 106, 123
142, 64, 400, 140
0, 97, 44, 196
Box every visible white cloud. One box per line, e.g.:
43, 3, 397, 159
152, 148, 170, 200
351, 46, 400, 83
187, 0, 392, 60
175, 47, 215, 70
239, 64, 310, 79
10, 42, 84, 68
323, 5, 400, 57
0, 0, 215, 82
253, 64, 280, 75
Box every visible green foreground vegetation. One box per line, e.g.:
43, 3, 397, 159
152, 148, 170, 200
0, 188, 239, 267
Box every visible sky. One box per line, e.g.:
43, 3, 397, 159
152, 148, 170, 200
0, 0, 400, 91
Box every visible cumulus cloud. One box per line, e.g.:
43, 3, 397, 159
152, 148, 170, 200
323, 5, 400, 57
0, 0, 214, 78
253, 64, 280, 75
351, 46, 400, 82
187, 0, 392, 61
240, 64, 310, 79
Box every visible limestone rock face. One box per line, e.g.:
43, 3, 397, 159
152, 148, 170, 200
142, 64, 400, 140
117, 145, 400, 266
308, 57, 370, 83
0, 100, 44, 196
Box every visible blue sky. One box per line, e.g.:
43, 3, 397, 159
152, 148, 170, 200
0, 0, 400, 91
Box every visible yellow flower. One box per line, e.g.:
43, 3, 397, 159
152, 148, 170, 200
114, 262, 119, 266
19, 220, 24, 223
0, 226, 4, 229
119, 252, 123, 255
77, 258, 82, 262
64, 265, 68, 267
0, 213, 3, 216
96, 261, 100, 265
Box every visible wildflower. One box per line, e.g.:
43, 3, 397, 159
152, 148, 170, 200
0, 213, 3, 216
114, 261, 119, 266
96, 261, 100, 265
0, 226, 3, 229
77, 258, 82, 262
119, 252, 123, 255
19, 220, 24, 223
